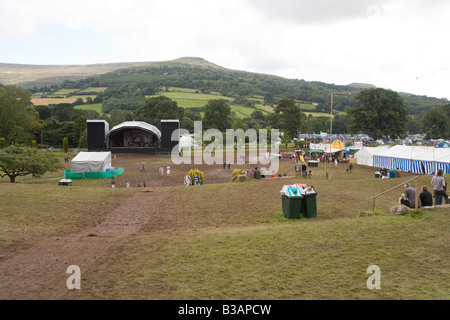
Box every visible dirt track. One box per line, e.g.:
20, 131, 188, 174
0, 187, 169, 300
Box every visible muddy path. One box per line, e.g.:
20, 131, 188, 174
0, 187, 169, 300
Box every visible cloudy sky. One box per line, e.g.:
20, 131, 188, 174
1, 0, 449, 99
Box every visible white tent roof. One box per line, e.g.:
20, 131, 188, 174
376, 145, 437, 161
179, 135, 199, 148
434, 148, 450, 164
106, 121, 161, 141
355, 146, 390, 166
71, 152, 112, 173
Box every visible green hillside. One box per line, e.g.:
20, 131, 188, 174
29, 57, 449, 117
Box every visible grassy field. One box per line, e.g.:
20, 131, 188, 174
1, 152, 448, 300
31, 85, 335, 120
75, 103, 103, 115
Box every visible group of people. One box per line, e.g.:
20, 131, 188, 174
379, 167, 402, 179
140, 162, 171, 176
184, 172, 201, 186
399, 169, 449, 208
295, 162, 312, 179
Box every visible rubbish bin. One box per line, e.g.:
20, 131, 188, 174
58, 179, 72, 186
308, 160, 319, 168
280, 185, 303, 219
298, 186, 318, 218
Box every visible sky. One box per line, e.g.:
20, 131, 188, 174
1, 0, 449, 100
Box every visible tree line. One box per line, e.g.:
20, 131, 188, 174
1, 84, 449, 152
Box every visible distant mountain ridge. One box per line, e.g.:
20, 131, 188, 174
0, 57, 223, 88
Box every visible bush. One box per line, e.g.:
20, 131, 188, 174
232, 169, 246, 178
0, 138, 6, 149
188, 169, 204, 185
63, 137, 69, 153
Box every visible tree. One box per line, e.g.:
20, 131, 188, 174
268, 98, 303, 138
0, 145, 62, 183
134, 96, 184, 129
331, 114, 350, 134
0, 85, 41, 144
347, 88, 407, 139
421, 107, 450, 139
406, 115, 422, 135
202, 99, 232, 131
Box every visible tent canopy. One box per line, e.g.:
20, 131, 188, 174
106, 121, 162, 148
373, 146, 450, 174
355, 146, 389, 167
71, 152, 112, 173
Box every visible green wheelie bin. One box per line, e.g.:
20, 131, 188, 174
298, 186, 318, 218
280, 185, 303, 219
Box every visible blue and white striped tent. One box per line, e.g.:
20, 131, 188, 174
373, 146, 450, 175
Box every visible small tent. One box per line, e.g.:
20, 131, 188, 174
71, 152, 112, 173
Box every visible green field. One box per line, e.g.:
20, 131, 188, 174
51, 88, 79, 96
53, 86, 340, 120
1, 152, 449, 300
78, 87, 107, 93
75, 103, 103, 114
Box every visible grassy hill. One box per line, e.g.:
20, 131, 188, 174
6, 57, 449, 117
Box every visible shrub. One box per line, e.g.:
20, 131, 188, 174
63, 137, 69, 153
232, 168, 246, 178
0, 138, 6, 149
188, 169, 204, 185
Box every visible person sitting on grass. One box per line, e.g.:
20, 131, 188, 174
399, 183, 416, 208
380, 168, 389, 179
389, 168, 396, 178
419, 185, 433, 207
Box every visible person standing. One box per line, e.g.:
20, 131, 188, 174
184, 173, 191, 186
159, 165, 164, 176
194, 172, 200, 186
111, 177, 116, 189
167, 166, 171, 176
431, 169, 449, 205
141, 162, 145, 172
419, 185, 433, 207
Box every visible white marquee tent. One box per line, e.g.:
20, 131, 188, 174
71, 152, 112, 173
355, 146, 390, 167
372, 146, 450, 175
